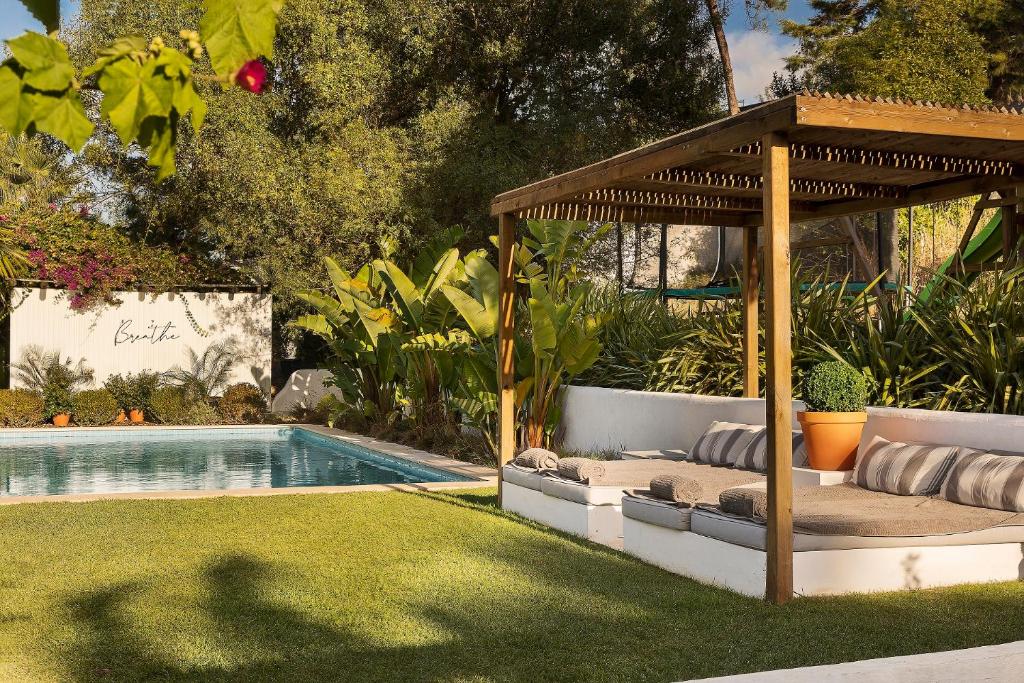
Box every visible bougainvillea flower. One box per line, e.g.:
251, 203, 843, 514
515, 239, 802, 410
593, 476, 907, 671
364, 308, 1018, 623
236, 60, 267, 94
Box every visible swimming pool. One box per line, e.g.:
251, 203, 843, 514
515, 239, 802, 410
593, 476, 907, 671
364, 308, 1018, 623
0, 427, 472, 497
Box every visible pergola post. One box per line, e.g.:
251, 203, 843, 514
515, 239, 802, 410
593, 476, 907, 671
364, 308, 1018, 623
762, 132, 794, 604
497, 212, 517, 504
742, 226, 759, 398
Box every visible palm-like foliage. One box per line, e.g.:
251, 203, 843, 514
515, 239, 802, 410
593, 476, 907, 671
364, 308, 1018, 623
13, 345, 93, 393
164, 343, 236, 400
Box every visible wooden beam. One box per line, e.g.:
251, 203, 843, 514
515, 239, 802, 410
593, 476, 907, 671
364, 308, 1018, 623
728, 141, 1019, 177
762, 131, 794, 605
794, 93, 1024, 142
516, 202, 750, 227
951, 203, 986, 276
497, 213, 517, 503
490, 98, 796, 215
574, 188, 767, 213
742, 226, 759, 398
642, 168, 904, 201
798, 173, 1024, 222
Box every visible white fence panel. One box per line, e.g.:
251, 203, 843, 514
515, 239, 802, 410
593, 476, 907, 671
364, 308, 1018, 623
9, 287, 272, 393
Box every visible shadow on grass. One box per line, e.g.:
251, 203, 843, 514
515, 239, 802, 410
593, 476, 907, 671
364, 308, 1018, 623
56, 500, 1024, 682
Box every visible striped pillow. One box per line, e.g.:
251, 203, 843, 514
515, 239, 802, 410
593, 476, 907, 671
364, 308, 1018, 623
689, 421, 762, 466
734, 428, 809, 472
853, 435, 957, 496
940, 449, 1024, 512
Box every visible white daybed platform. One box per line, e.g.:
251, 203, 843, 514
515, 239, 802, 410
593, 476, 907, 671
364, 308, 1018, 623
622, 504, 1024, 597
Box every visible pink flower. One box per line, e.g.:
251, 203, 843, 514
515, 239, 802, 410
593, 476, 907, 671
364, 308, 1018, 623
79, 205, 91, 216
235, 60, 267, 93
0, 215, 8, 222
48, 202, 57, 211
27, 249, 47, 266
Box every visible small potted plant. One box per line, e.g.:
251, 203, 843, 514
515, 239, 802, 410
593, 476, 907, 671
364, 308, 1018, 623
126, 372, 159, 423
798, 360, 869, 471
104, 374, 130, 423
44, 385, 73, 427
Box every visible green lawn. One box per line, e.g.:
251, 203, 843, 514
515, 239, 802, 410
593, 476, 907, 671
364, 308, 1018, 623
1, 489, 1024, 682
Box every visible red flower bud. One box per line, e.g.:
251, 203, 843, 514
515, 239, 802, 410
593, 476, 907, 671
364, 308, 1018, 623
236, 60, 267, 94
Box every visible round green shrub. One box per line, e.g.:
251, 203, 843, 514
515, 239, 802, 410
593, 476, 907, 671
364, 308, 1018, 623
43, 385, 73, 419
803, 361, 868, 413
0, 389, 45, 427
72, 389, 120, 426
150, 386, 220, 425
217, 383, 267, 424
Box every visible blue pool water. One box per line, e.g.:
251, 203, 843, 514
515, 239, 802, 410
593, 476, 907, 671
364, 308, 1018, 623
0, 427, 469, 497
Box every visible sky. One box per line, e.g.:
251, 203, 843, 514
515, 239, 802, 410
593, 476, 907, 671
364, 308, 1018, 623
1, 0, 811, 105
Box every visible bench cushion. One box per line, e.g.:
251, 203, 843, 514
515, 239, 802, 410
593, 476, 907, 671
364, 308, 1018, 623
691, 508, 1024, 551
540, 477, 627, 506
941, 449, 1024, 512
501, 464, 545, 491
622, 495, 694, 531
853, 435, 957, 496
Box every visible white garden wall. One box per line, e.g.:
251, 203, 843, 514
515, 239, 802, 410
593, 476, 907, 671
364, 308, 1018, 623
559, 385, 805, 453
9, 287, 272, 393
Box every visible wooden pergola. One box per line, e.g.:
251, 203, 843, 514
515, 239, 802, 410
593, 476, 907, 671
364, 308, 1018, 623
490, 91, 1024, 604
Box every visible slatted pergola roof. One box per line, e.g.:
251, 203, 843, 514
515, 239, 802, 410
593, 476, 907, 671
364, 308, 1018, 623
490, 92, 1024, 605
491, 91, 1024, 228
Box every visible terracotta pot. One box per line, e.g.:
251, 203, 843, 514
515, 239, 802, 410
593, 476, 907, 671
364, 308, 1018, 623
797, 411, 867, 471
129, 409, 145, 424
115, 409, 127, 424
52, 413, 71, 427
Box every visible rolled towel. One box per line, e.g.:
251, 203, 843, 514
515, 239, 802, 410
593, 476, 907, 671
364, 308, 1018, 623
513, 448, 559, 470
649, 474, 703, 507
557, 457, 607, 483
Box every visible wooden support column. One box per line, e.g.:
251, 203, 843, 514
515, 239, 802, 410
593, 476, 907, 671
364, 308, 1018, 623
762, 132, 794, 604
497, 213, 517, 504
742, 225, 759, 397
1002, 188, 1019, 267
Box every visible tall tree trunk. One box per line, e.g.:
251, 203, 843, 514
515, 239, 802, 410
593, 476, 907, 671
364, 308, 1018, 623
706, 0, 739, 115
878, 209, 901, 284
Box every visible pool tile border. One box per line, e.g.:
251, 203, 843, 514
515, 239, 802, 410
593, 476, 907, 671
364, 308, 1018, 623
0, 423, 498, 505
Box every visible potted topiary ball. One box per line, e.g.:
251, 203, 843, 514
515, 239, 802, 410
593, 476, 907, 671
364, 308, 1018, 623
798, 360, 869, 471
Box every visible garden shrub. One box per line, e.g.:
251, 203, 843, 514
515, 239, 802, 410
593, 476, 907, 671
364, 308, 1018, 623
217, 383, 267, 424
105, 372, 160, 413
0, 389, 44, 427
803, 361, 868, 413
72, 389, 120, 426
150, 386, 220, 425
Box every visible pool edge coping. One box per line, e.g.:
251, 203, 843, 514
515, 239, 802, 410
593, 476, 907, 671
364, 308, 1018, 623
0, 423, 499, 505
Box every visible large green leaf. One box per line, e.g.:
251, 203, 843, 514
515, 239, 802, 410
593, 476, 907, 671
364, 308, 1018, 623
442, 284, 496, 340
98, 58, 174, 145
6, 32, 74, 91
200, 0, 282, 78
137, 114, 176, 179
17, 0, 59, 33
30, 90, 93, 151
0, 65, 34, 135
528, 297, 557, 355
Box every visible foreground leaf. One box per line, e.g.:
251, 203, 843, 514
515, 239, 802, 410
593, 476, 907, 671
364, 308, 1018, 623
0, 65, 34, 135
30, 91, 94, 151
200, 0, 282, 78
6, 32, 74, 91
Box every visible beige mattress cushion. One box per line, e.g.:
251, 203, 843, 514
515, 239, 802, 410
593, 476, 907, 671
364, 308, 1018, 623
719, 482, 1024, 537
690, 509, 1024, 551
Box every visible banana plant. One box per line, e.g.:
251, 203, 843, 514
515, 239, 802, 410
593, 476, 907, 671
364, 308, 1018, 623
443, 220, 610, 452
291, 257, 407, 429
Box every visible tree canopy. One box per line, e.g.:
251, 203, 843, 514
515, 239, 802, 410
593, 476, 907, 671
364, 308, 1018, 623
66, 0, 725, 323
